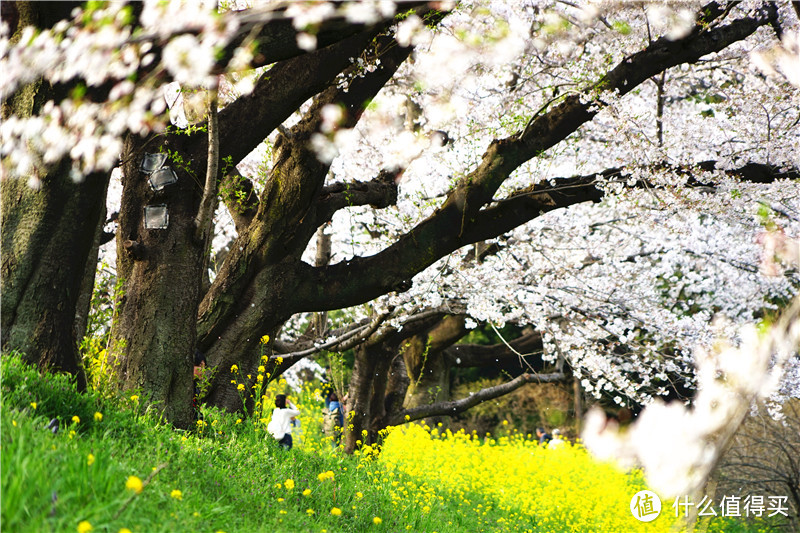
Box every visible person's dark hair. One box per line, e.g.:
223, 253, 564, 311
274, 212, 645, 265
536, 427, 545, 434
330, 391, 338, 402
275, 394, 287, 409
194, 349, 206, 366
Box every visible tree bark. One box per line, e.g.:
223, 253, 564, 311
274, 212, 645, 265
344, 340, 384, 453
1, 163, 108, 387
402, 315, 468, 425
111, 133, 205, 428
342, 314, 442, 452
1, 1, 105, 386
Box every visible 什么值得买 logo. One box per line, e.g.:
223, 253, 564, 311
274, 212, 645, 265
630, 490, 662, 522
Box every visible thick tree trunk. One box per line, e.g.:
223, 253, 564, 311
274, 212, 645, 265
111, 134, 206, 428
0, 1, 104, 385
403, 346, 451, 419
1, 163, 108, 387
342, 314, 447, 451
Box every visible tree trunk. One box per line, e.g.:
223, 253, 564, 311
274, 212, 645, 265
73, 199, 107, 343
344, 339, 390, 453
341, 314, 456, 451
0, 1, 104, 386
402, 315, 467, 425
111, 134, 205, 428
1, 163, 108, 387
573, 377, 584, 431
197, 26, 420, 411
366, 348, 394, 443
383, 353, 410, 421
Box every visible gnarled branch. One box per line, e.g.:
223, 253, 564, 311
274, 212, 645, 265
386, 371, 568, 426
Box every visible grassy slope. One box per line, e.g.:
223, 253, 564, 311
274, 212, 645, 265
1, 354, 776, 533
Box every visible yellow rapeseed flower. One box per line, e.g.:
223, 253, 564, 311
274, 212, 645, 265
87, 454, 95, 466
373, 517, 382, 525
77, 521, 92, 533
71, 415, 80, 424
119, 529, 132, 533
125, 475, 143, 494
317, 470, 334, 482
170, 489, 182, 500
356, 492, 363, 499
330, 507, 342, 516
284, 479, 295, 490
258, 365, 265, 373
230, 364, 239, 372
130, 395, 139, 402
237, 383, 245, 391
303, 489, 312, 497
30, 402, 37, 410
94, 412, 103, 422
306, 509, 315, 515
260, 334, 270, 344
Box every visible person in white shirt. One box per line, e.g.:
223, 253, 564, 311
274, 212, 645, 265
268, 394, 301, 449
549, 428, 565, 448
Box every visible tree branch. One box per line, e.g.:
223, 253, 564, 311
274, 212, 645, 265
217, 4, 425, 70
272, 309, 394, 365
445, 331, 543, 368
213, 29, 380, 168
314, 168, 401, 227
386, 371, 567, 426
194, 88, 219, 242
297, 153, 794, 313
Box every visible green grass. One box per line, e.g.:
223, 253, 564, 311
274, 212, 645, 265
0, 354, 785, 533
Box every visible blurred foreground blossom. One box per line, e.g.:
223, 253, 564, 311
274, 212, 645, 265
584, 289, 800, 498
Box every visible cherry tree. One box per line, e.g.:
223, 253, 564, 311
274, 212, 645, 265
271, 1, 800, 444
2, 0, 798, 435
